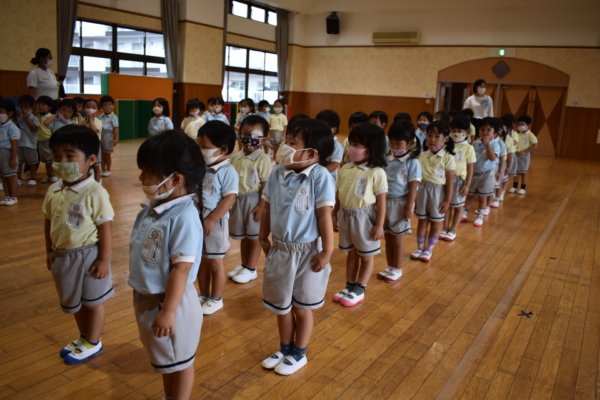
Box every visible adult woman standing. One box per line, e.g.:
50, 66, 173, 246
464, 79, 493, 132
26, 48, 59, 100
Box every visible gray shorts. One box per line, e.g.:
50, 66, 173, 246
384, 195, 411, 236
38, 139, 53, 163
415, 181, 446, 222
263, 239, 331, 315
265, 130, 284, 146
101, 131, 114, 153
134, 284, 202, 374
95, 149, 101, 166
0, 148, 17, 177
51, 243, 114, 314
450, 176, 467, 208
508, 154, 518, 177
18, 146, 39, 165
493, 164, 501, 189
229, 191, 260, 240
468, 169, 495, 197
338, 204, 380, 256
517, 153, 531, 174
202, 208, 231, 259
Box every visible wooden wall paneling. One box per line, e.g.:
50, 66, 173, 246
177, 82, 224, 123
0, 70, 35, 99
560, 106, 600, 161
533, 87, 565, 155
499, 85, 530, 119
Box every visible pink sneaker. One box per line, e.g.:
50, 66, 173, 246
419, 249, 432, 262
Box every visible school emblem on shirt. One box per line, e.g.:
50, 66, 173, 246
435, 165, 445, 180
248, 168, 259, 186
142, 228, 163, 263
203, 178, 216, 197
66, 203, 84, 229
355, 177, 368, 196
296, 186, 311, 213
455, 150, 464, 162
398, 169, 408, 185
522, 138, 528, 145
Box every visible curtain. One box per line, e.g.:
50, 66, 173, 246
56, 0, 78, 98
161, 0, 180, 122
221, 0, 230, 89
276, 10, 289, 100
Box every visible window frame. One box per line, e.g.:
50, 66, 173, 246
228, 0, 277, 25
69, 18, 167, 94
223, 45, 278, 102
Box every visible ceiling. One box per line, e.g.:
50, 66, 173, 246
261, 0, 598, 14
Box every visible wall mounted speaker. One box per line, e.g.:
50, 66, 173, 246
326, 12, 339, 34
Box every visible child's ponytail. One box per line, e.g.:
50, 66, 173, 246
445, 136, 455, 155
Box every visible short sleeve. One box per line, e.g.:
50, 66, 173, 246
257, 155, 273, 181
148, 119, 153, 131
492, 141, 501, 156
168, 208, 202, 262
314, 168, 336, 208
28, 115, 39, 126
112, 115, 119, 127
467, 146, 477, 163
90, 186, 115, 224
445, 154, 456, 171
408, 159, 422, 182
8, 125, 20, 140
93, 118, 102, 131
331, 141, 344, 163
26, 70, 38, 88
180, 119, 186, 130
165, 118, 174, 130
220, 167, 239, 197
282, 115, 288, 126
487, 96, 494, 117
42, 189, 54, 219
530, 132, 538, 144
372, 168, 388, 195
268, 115, 275, 126
262, 172, 274, 203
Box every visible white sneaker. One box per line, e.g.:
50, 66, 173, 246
461, 210, 469, 222
202, 298, 223, 315
482, 208, 490, 216
332, 287, 349, 303
41, 176, 51, 183
51, 176, 58, 183
410, 249, 423, 260
262, 350, 285, 369
63, 340, 103, 364
16, 178, 22, 188
0, 199, 6, 206
227, 265, 244, 278
377, 267, 393, 280
490, 199, 500, 208
101, 170, 111, 177
443, 231, 456, 242
232, 267, 258, 283
341, 290, 364, 307
474, 214, 484, 227
383, 267, 402, 283
508, 187, 517, 194
60, 337, 84, 358
2, 198, 18, 206
27, 179, 36, 187
274, 355, 307, 375
499, 191, 505, 201
517, 188, 526, 195
199, 294, 209, 305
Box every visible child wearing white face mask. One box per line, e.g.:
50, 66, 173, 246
148, 98, 174, 137
196, 121, 239, 315
205, 97, 229, 124
234, 98, 256, 135
267, 100, 288, 159
0, 100, 21, 206
81, 99, 103, 183
180, 98, 205, 140
509, 115, 538, 195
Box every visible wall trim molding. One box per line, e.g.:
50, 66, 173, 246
78, 2, 162, 20
227, 32, 275, 45
180, 19, 223, 31
288, 43, 599, 50
285, 89, 431, 102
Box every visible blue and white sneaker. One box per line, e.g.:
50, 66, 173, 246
261, 350, 285, 369
64, 339, 103, 365
274, 354, 308, 375
59, 337, 84, 358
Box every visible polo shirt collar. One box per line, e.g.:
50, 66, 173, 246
151, 194, 195, 215
519, 130, 531, 135
1, 120, 14, 128
283, 163, 318, 178
387, 153, 412, 163
350, 162, 370, 171
426, 148, 446, 157
455, 140, 469, 145
238, 148, 263, 161
54, 172, 95, 193
208, 159, 229, 171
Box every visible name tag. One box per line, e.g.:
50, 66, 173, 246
296, 186, 311, 213
142, 228, 163, 263
66, 203, 84, 229
248, 168, 258, 186
203, 177, 216, 197
522, 138, 528, 145
355, 177, 368, 196
397, 169, 408, 185
435, 165, 445, 180
455, 150, 464, 162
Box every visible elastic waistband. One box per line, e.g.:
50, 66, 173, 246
272, 238, 320, 252
387, 195, 408, 201
339, 204, 375, 216
419, 181, 443, 189
237, 191, 260, 198
52, 242, 98, 256
473, 169, 493, 177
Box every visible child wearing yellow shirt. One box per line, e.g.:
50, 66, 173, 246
509, 115, 538, 195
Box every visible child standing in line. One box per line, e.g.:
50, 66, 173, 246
274, 113, 311, 164
462, 117, 501, 227
500, 114, 517, 201
333, 123, 387, 306
234, 98, 256, 134
228, 115, 273, 283
433, 111, 450, 123
509, 115, 538, 195
441, 117, 475, 241
205, 97, 229, 124
256, 100, 271, 121
315, 109, 344, 180
341, 112, 370, 164
461, 108, 477, 143
180, 98, 205, 140
369, 110, 391, 154
148, 98, 174, 136
73, 97, 85, 123
98, 96, 119, 177
36, 96, 58, 183
197, 121, 239, 315
259, 119, 335, 375
44, 98, 78, 135
0, 100, 21, 206
267, 100, 288, 158
411, 121, 455, 262
378, 120, 421, 282
129, 130, 204, 400
415, 111, 433, 151
43, 125, 114, 364
203, 98, 215, 120
81, 99, 103, 182
16, 95, 39, 188
490, 118, 509, 208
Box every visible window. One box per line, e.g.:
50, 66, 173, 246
223, 45, 278, 103
68, 18, 167, 94
229, 1, 277, 26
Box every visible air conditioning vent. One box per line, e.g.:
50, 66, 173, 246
372, 31, 420, 44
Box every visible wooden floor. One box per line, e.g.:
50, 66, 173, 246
1, 138, 599, 400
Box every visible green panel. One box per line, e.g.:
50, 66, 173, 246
100, 73, 109, 95
134, 100, 153, 139
116, 100, 134, 141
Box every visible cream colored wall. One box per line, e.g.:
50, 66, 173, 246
77, 3, 162, 31
288, 46, 600, 108
0, 0, 57, 73
179, 22, 224, 85
227, 34, 276, 52
80, 0, 161, 17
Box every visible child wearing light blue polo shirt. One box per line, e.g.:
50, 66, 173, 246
316, 109, 344, 181
129, 130, 204, 400
259, 119, 335, 376
148, 98, 174, 136
197, 121, 239, 316
205, 97, 229, 124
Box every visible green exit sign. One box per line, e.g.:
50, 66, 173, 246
498, 49, 506, 56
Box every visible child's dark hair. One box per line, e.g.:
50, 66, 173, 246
348, 112, 369, 128
273, 99, 284, 107
207, 97, 215, 105
473, 79, 486, 93
49, 124, 100, 157
0, 99, 17, 123
288, 113, 310, 129
424, 121, 454, 155
393, 113, 412, 123
348, 124, 387, 168
84, 98, 100, 109
185, 98, 203, 117
100, 95, 114, 106
461, 108, 474, 119
198, 121, 237, 155
417, 111, 433, 123
73, 96, 85, 106
18, 95, 35, 107
315, 109, 340, 134
36, 95, 55, 108
434, 111, 450, 123
58, 98, 77, 113
369, 111, 388, 127
258, 100, 270, 109
152, 98, 170, 117
448, 110, 459, 119
388, 120, 420, 159
137, 130, 205, 217
287, 119, 334, 167
501, 114, 515, 131
480, 117, 500, 133
450, 116, 470, 132
517, 115, 532, 125
241, 98, 255, 113
213, 97, 225, 107
240, 115, 269, 137
492, 118, 507, 140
